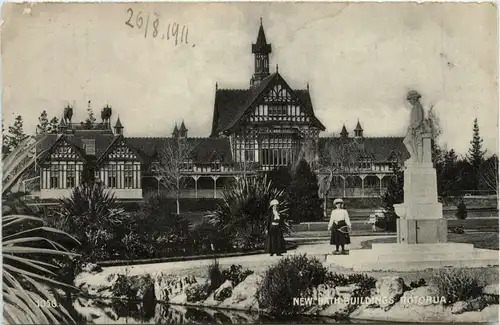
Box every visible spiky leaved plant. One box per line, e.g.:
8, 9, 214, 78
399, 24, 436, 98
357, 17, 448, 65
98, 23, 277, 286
205, 175, 290, 250
2, 192, 81, 324
57, 162, 125, 261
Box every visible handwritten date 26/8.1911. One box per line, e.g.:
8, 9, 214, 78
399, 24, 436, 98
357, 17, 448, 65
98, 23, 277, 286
125, 8, 190, 46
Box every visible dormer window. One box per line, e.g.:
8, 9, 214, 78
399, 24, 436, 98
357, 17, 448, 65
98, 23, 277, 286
82, 139, 96, 156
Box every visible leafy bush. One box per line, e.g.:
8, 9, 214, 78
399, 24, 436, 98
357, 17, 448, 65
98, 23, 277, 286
205, 175, 291, 250
456, 199, 468, 220
214, 287, 233, 302
431, 268, 485, 305
110, 274, 155, 300
257, 254, 329, 316
324, 273, 377, 299
185, 283, 211, 302
221, 265, 254, 287
2, 193, 80, 324
409, 278, 427, 289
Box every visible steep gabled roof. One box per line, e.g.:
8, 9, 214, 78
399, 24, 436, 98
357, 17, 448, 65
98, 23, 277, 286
318, 136, 410, 162
36, 130, 120, 163
252, 21, 272, 54
211, 72, 326, 136
125, 137, 233, 165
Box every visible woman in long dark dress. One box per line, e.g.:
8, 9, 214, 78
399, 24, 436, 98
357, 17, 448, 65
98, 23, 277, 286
328, 198, 351, 255
266, 199, 286, 256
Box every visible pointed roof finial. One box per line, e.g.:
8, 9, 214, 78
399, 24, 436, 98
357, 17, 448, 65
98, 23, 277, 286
114, 116, 123, 129
215, 82, 218, 90
355, 119, 363, 131
276, 64, 279, 73
340, 124, 349, 137
180, 120, 187, 132
260, 17, 263, 26
59, 115, 66, 127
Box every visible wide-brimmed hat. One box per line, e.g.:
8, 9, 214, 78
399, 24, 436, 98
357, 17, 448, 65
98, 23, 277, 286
333, 198, 344, 205
269, 199, 279, 207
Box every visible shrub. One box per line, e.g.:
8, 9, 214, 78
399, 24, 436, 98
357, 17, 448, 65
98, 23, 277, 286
110, 274, 155, 300
288, 159, 324, 222
214, 287, 233, 302
324, 273, 377, 299
431, 268, 485, 305
186, 283, 211, 302
207, 259, 225, 292
189, 218, 232, 255
456, 199, 468, 220
256, 254, 329, 316
205, 175, 291, 250
221, 264, 254, 287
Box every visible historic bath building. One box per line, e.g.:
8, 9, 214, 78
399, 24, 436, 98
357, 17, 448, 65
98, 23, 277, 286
9, 21, 409, 201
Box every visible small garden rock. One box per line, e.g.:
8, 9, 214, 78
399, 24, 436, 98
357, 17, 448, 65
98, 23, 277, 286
154, 274, 197, 302
482, 283, 499, 296
373, 276, 405, 310
400, 286, 440, 308
219, 274, 262, 311
451, 301, 469, 314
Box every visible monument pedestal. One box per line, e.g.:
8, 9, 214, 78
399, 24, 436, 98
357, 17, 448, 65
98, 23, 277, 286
325, 243, 499, 271
397, 219, 447, 244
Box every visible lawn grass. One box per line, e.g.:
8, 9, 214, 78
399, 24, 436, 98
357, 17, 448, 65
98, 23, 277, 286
360, 232, 499, 250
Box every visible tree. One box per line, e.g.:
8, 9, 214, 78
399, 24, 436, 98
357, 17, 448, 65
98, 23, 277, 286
154, 138, 200, 215
440, 149, 459, 197
84, 101, 96, 129
467, 118, 486, 189
36, 110, 50, 134
48, 117, 60, 134
2, 120, 11, 158
4, 115, 27, 154
479, 155, 499, 195
318, 136, 359, 214
381, 163, 404, 231
288, 159, 324, 222
266, 166, 292, 193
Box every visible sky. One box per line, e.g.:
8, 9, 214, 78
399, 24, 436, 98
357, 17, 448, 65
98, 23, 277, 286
1, 2, 498, 156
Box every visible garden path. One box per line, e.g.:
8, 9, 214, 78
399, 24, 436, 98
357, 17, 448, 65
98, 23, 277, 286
75, 235, 395, 288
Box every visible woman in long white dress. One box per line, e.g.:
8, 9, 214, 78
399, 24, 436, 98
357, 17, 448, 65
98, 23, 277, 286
328, 198, 351, 255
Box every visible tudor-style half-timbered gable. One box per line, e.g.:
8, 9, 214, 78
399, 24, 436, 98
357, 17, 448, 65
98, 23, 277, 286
211, 21, 325, 171
97, 135, 143, 198
34, 109, 144, 200
37, 135, 86, 198
11, 20, 410, 202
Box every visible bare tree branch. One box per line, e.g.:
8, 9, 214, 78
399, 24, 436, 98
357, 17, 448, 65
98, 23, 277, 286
152, 138, 201, 214
479, 155, 498, 195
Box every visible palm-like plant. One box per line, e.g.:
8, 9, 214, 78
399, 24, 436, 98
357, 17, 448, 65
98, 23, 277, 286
57, 180, 125, 261
2, 193, 81, 324
205, 175, 290, 250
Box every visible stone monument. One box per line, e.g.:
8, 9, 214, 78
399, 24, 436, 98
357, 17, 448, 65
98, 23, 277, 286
394, 90, 447, 244
326, 90, 498, 271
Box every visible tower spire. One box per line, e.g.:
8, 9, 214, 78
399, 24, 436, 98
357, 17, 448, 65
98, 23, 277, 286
251, 19, 272, 88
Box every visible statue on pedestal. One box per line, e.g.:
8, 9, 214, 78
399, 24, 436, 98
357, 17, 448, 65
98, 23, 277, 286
404, 90, 431, 163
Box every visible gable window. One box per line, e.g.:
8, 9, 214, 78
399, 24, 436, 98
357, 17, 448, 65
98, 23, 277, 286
49, 164, 59, 189
124, 164, 134, 188
268, 104, 287, 116
66, 164, 76, 188
108, 164, 117, 188
359, 159, 372, 170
